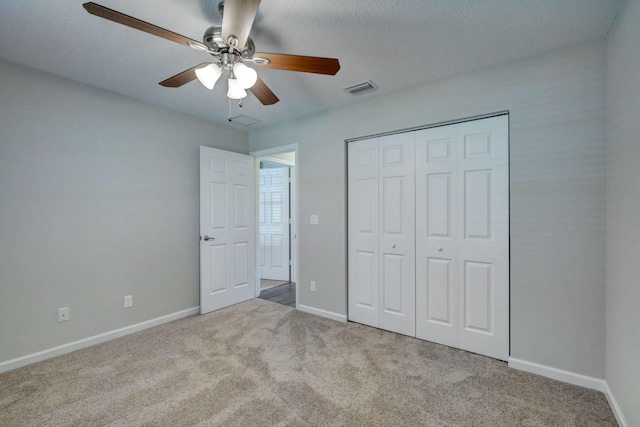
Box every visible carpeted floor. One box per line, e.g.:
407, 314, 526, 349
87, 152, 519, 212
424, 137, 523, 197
0, 299, 616, 426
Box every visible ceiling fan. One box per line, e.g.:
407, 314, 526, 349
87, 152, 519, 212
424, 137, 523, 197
82, 1, 340, 111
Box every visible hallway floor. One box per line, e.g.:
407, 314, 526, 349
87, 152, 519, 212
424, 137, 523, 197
258, 282, 295, 307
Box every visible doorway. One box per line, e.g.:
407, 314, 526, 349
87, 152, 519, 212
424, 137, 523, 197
251, 146, 298, 308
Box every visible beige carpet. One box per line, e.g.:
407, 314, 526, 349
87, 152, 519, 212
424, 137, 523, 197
0, 299, 616, 426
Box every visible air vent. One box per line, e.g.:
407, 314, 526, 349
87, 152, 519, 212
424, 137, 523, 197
230, 115, 260, 126
343, 80, 379, 96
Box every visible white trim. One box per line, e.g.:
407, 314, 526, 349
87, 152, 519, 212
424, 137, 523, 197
0, 306, 199, 374
508, 357, 606, 391
508, 357, 629, 422
260, 155, 295, 167
298, 304, 347, 323
250, 144, 298, 158
604, 382, 628, 427
290, 162, 298, 288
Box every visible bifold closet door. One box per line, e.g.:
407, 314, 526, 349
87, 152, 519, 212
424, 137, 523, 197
415, 115, 509, 361
456, 117, 509, 360
348, 138, 380, 327
415, 124, 460, 348
348, 133, 416, 336
378, 133, 415, 336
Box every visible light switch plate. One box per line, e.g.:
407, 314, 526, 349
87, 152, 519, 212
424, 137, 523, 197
310, 215, 319, 225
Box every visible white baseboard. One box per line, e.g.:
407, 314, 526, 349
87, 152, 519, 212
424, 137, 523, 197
0, 306, 200, 374
508, 357, 606, 391
604, 382, 628, 427
508, 357, 630, 425
297, 304, 347, 323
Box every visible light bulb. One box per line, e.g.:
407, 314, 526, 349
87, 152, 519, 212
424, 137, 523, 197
227, 78, 247, 99
233, 62, 258, 89
195, 64, 222, 90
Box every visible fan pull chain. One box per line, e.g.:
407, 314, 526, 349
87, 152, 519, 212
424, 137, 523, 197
227, 98, 245, 122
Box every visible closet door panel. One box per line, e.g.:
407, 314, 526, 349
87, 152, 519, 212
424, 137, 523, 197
463, 261, 493, 332
457, 116, 509, 361
379, 133, 415, 336
348, 139, 380, 327
415, 125, 460, 346
426, 258, 454, 323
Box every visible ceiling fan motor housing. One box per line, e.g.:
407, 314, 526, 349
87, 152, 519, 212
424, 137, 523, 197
204, 25, 222, 51
203, 25, 255, 58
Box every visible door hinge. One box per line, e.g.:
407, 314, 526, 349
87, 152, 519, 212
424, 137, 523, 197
288, 260, 292, 266
288, 218, 292, 224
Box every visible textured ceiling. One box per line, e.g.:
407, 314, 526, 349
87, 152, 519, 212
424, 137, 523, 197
0, 0, 620, 129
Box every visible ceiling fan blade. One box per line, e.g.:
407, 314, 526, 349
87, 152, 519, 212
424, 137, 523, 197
221, 0, 261, 50
254, 53, 340, 75
249, 77, 279, 105
159, 63, 212, 88
83, 2, 208, 50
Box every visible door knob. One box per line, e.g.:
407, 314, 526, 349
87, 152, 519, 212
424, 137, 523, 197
437, 246, 443, 252
391, 243, 396, 248
203, 235, 214, 241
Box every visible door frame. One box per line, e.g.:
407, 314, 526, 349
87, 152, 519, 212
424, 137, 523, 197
250, 144, 299, 308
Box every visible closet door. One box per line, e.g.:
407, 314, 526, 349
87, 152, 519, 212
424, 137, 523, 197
457, 116, 509, 360
378, 133, 415, 336
415, 125, 460, 347
415, 115, 509, 361
348, 138, 380, 327
349, 115, 508, 358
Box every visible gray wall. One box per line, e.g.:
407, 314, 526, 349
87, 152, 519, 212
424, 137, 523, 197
250, 40, 608, 379
606, 0, 640, 424
0, 59, 248, 363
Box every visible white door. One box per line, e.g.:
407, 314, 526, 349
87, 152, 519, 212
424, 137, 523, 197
347, 134, 416, 336
259, 167, 290, 281
457, 116, 509, 360
415, 124, 460, 347
378, 133, 416, 336
200, 146, 255, 314
348, 138, 380, 327
415, 115, 509, 361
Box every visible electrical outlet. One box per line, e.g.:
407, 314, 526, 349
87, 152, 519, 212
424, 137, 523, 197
310, 281, 316, 292
310, 215, 319, 225
124, 295, 133, 308
57, 307, 69, 322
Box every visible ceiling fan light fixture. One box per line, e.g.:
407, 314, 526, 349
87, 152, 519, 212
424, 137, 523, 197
227, 77, 247, 99
233, 62, 258, 89
195, 64, 222, 90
